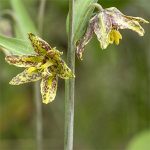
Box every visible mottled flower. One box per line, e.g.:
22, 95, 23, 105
76, 3, 149, 60
6, 33, 75, 104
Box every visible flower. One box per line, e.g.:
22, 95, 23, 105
76, 3, 149, 60
5, 33, 75, 104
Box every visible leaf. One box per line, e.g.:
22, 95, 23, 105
127, 130, 150, 150
0, 34, 35, 55
66, 0, 98, 44
11, 0, 38, 39
0, 0, 38, 55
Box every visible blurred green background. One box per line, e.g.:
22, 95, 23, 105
0, 0, 150, 150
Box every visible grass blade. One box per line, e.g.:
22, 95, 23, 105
11, 0, 37, 39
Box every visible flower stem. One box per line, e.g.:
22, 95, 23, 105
34, 82, 43, 150
64, 0, 75, 150
34, 1, 47, 150
38, 0, 47, 34
92, 3, 103, 12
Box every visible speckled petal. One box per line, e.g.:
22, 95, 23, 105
9, 68, 42, 85
5, 55, 43, 67
57, 60, 75, 79
94, 13, 112, 49
47, 47, 63, 59
28, 33, 52, 55
105, 7, 149, 36
76, 18, 95, 60
41, 75, 58, 104
124, 16, 149, 24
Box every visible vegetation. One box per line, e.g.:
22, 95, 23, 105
0, 0, 149, 150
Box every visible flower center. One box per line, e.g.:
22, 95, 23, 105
109, 30, 122, 45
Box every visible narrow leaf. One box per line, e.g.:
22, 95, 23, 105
11, 0, 38, 39
0, 34, 35, 55
0, 0, 38, 55
66, 0, 98, 43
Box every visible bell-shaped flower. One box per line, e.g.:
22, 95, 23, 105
5, 33, 75, 104
76, 3, 149, 60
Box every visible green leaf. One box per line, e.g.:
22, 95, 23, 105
66, 0, 98, 44
0, 34, 35, 55
127, 130, 150, 150
0, 0, 38, 55
11, 0, 38, 39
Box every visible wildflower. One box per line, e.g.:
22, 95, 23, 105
5, 33, 75, 104
76, 3, 149, 60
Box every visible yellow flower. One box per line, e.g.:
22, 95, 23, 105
76, 4, 149, 60
6, 33, 75, 104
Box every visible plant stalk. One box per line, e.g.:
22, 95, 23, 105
34, 82, 43, 150
64, 0, 75, 150
38, 0, 47, 34
34, 1, 47, 150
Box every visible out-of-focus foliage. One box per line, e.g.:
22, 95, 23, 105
98, 0, 131, 7
0, 0, 150, 150
11, 0, 37, 38
127, 130, 150, 150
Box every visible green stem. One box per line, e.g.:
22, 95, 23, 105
34, 1, 47, 150
64, 0, 75, 150
38, 0, 47, 35
34, 82, 43, 150
92, 3, 103, 11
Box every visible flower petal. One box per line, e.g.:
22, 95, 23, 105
28, 33, 52, 55
42, 67, 53, 77
94, 13, 112, 49
124, 16, 149, 24
47, 47, 63, 58
105, 7, 148, 36
9, 68, 42, 85
5, 55, 43, 67
57, 60, 75, 79
76, 19, 95, 60
41, 75, 58, 104
47, 59, 75, 79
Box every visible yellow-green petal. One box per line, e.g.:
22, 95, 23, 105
47, 47, 63, 58
105, 7, 149, 36
94, 13, 111, 49
42, 67, 53, 77
41, 75, 58, 104
5, 55, 43, 67
124, 16, 149, 24
9, 68, 42, 85
28, 32, 52, 55
57, 60, 75, 79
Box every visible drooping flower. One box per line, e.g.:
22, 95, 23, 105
76, 3, 149, 60
5, 33, 75, 104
